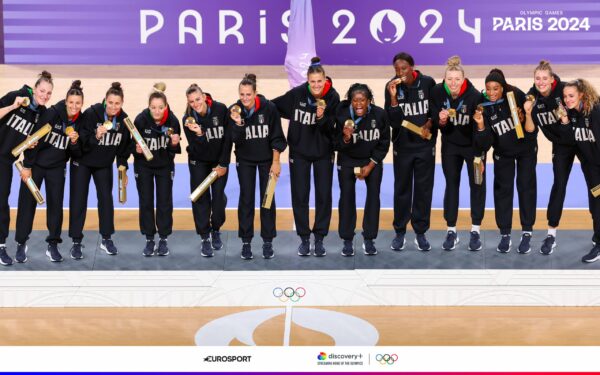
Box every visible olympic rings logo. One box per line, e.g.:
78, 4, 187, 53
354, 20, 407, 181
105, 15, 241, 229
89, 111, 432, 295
272, 287, 306, 303
375, 354, 398, 365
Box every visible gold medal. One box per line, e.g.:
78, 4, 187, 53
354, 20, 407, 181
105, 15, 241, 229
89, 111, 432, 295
103, 120, 113, 130
21, 97, 30, 107
447, 108, 457, 118
166, 127, 174, 136
185, 117, 196, 126
476, 104, 484, 113
344, 119, 355, 129
316, 99, 326, 108
65, 126, 74, 135
526, 94, 536, 102
231, 105, 242, 115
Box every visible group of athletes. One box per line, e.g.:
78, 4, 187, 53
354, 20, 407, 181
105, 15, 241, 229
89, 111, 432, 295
1, 52, 599, 265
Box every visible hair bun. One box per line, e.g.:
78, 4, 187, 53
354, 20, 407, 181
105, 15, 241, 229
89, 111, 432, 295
70, 80, 82, 91
153, 82, 166, 93
244, 73, 257, 82
111, 82, 122, 90
40, 70, 52, 80
447, 55, 461, 67
310, 56, 321, 65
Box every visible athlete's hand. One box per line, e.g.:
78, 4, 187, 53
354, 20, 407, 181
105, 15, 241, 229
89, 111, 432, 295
524, 100, 533, 114
27, 139, 38, 149
135, 143, 143, 154
213, 166, 228, 178
359, 162, 375, 180
517, 107, 525, 124
188, 123, 204, 136
316, 105, 325, 120
473, 110, 484, 130
96, 126, 107, 140
69, 130, 79, 144
230, 112, 243, 126
420, 126, 431, 140
270, 161, 281, 178
20, 168, 31, 182
439, 109, 449, 126
170, 134, 180, 146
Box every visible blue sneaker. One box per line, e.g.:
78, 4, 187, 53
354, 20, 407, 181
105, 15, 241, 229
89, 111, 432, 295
497, 235, 511, 253
582, 245, 600, 263
142, 240, 155, 257
469, 231, 482, 251
363, 239, 377, 255
70, 242, 84, 260
518, 233, 532, 254
0, 245, 13, 266
100, 238, 118, 255
390, 233, 406, 251
341, 240, 354, 257
297, 238, 310, 256
46, 242, 63, 262
415, 234, 431, 251
157, 238, 169, 256
201, 239, 213, 257
442, 231, 459, 251
210, 231, 223, 250
15, 243, 28, 263
241, 243, 253, 260
262, 242, 274, 259
540, 235, 556, 255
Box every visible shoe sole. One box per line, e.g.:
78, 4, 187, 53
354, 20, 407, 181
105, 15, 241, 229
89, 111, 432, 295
313, 251, 327, 257
414, 238, 431, 252
390, 238, 406, 251
100, 243, 118, 255
583, 254, 600, 263
201, 251, 214, 257
70, 253, 84, 260
16, 245, 28, 263
158, 251, 170, 256
469, 243, 483, 251
362, 243, 378, 255
45, 250, 63, 262
540, 243, 556, 255
297, 251, 310, 256
263, 254, 274, 259
341, 248, 355, 257
496, 240, 512, 253
0, 260, 12, 266
442, 237, 460, 251
241, 254, 254, 260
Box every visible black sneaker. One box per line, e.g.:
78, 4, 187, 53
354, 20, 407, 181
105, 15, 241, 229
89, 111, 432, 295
341, 240, 354, 257
143, 240, 155, 257
314, 240, 327, 257
262, 242, 274, 259
497, 235, 511, 253
518, 233, 532, 254
390, 233, 406, 251
582, 245, 600, 263
70, 242, 84, 260
157, 239, 169, 256
100, 238, 118, 255
297, 238, 310, 256
210, 231, 223, 250
469, 231, 482, 251
15, 243, 28, 263
46, 243, 63, 262
241, 243, 253, 260
0, 246, 13, 266
540, 235, 556, 255
201, 239, 213, 257
363, 239, 377, 255
415, 234, 431, 251
442, 231, 459, 251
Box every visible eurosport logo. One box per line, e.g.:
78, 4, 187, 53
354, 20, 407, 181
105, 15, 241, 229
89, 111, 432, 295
203, 355, 251, 363
318, 352, 327, 361
376, 353, 398, 365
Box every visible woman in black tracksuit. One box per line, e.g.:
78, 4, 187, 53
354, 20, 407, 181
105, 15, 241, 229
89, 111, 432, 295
0, 70, 53, 266
69, 82, 131, 257
15, 80, 84, 263
385, 52, 436, 252
273, 56, 340, 257
524, 60, 571, 255
183, 84, 231, 258
133, 83, 181, 257
561, 79, 600, 263
228, 74, 287, 260
474, 69, 537, 254
335, 83, 390, 256
430, 56, 485, 252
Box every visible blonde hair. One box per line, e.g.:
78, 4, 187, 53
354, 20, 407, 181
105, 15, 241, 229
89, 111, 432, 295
564, 78, 600, 116
534, 59, 553, 76
445, 55, 464, 78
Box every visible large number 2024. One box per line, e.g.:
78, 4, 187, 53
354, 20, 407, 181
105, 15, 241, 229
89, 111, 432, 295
331, 9, 481, 44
